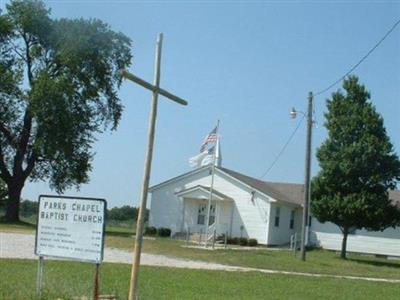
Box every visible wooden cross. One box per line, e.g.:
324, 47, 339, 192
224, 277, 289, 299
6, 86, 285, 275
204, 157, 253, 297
121, 33, 188, 300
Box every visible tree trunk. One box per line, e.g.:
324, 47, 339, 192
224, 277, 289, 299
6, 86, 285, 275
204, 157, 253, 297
340, 227, 349, 259
4, 181, 24, 222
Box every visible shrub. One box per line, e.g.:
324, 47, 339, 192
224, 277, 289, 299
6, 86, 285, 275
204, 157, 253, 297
216, 234, 226, 242
20, 200, 39, 218
248, 238, 258, 247
239, 237, 248, 246
107, 206, 149, 222
226, 237, 238, 245
157, 227, 171, 237
144, 226, 157, 236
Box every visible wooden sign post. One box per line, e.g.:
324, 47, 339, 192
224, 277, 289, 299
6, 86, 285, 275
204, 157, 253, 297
121, 33, 188, 300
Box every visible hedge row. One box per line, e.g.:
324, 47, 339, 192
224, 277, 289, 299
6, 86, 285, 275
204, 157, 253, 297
218, 235, 258, 247
144, 226, 171, 237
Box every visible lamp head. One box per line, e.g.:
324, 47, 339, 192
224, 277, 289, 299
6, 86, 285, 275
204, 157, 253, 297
290, 107, 297, 119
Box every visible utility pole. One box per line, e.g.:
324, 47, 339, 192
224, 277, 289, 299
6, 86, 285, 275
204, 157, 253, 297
121, 33, 188, 300
300, 91, 313, 261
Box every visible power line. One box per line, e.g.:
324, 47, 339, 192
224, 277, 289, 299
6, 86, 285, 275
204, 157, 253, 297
314, 18, 400, 97
259, 114, 305, 179
259, 18, 400, 179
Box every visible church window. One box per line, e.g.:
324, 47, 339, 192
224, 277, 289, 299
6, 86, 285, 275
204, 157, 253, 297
274, 207, 280, 227
197, 204, 206, 225
290, 210, 295, 229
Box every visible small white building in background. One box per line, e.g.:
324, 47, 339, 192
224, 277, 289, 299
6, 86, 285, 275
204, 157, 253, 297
149, 165, 400, 256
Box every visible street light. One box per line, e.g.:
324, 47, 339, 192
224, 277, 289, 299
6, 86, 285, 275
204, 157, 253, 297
290, 107, 300, 119
289, 107, 298, 119
291, 92, 313, 261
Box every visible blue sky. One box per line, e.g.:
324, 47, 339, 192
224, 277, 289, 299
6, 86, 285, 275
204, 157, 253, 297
2, 1, 399, 207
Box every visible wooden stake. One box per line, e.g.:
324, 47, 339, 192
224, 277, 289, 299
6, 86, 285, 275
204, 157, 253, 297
93, 263, 100, 300
36, 256, 44, 295
122, 33, 188, 300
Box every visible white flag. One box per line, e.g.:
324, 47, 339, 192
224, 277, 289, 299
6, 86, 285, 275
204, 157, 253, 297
215, 139, 222, 167
200, 146, 216, 167
189, 151, 208, 168
200, 154, 213, 166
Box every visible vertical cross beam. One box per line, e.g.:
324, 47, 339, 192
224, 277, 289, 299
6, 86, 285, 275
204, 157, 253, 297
122, 33, 188, 300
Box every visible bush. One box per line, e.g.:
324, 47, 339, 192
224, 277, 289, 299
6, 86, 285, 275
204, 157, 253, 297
239, 237, 248, 246
20, 200, 39, 218
144, 226, 157, 236
226, 237, 239, 245
216, 234, 226, 242
248, 238, 258, 247
157, 227, 171, 237
107, 206, 149, 222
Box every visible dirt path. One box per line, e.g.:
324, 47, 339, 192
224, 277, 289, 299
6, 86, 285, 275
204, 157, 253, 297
1, 232, 399, 284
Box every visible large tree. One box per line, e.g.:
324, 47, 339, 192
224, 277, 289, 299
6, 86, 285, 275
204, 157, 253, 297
0, 0, 132, 221
0, 179, 6, 209
311, 76, 400, 259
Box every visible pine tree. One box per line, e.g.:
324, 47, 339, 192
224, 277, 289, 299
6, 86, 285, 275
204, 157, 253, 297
311, 76, 400, 259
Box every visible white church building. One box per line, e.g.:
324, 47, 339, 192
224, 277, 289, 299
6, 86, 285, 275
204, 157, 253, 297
149, 165, 400, 257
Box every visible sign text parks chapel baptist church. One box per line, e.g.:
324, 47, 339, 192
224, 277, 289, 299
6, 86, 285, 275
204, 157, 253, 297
35, 195, 106, 263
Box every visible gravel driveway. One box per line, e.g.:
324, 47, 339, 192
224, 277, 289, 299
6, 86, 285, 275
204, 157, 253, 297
0, 232, 233, 270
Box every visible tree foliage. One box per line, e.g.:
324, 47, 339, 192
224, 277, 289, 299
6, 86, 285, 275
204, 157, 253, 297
107, 205, 149, 222
0, 0, 132, 221
19, 199, 39, 217
311, 76, 400, 258
0, 179, 7, 207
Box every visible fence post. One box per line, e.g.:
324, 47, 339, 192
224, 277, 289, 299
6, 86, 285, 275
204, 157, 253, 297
294, 233, 298, 257
290, 234, 294, 251
224, 231, 228, 249
212, 229, 216, 249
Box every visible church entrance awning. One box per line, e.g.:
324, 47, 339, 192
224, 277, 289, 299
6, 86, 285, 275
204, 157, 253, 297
176, 185, 234, 235
175, 185, 232, 202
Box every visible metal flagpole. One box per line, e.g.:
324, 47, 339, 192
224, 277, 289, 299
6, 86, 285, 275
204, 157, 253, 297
213, 127, 221, 247
205, 120, 219, 248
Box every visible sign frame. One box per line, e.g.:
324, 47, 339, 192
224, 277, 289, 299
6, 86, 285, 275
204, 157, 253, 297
34, 194, 107, 263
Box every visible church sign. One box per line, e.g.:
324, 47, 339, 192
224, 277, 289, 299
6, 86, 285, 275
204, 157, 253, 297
35, 195, 106, 263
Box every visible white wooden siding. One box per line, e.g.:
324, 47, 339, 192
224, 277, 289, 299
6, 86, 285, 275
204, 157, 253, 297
310, 219, 400, 257
149, 168, 272, 244
267, 203, 299, 245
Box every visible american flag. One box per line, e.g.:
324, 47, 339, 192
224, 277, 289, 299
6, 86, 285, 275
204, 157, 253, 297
200, 126, 218, 152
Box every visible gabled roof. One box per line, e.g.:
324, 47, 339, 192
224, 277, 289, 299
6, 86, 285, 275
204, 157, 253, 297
149, 165, 210, 191
150, 165, 399, 208
150, 165, 303, 206
219, 167, 304, 206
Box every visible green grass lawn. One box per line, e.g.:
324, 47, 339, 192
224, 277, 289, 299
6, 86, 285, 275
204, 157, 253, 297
106, 219, 136, 236
1, 258, 399, 300
106, 235, 400, 280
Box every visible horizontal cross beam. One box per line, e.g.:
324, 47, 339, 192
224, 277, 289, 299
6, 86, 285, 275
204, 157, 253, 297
120, 69, 188, 106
